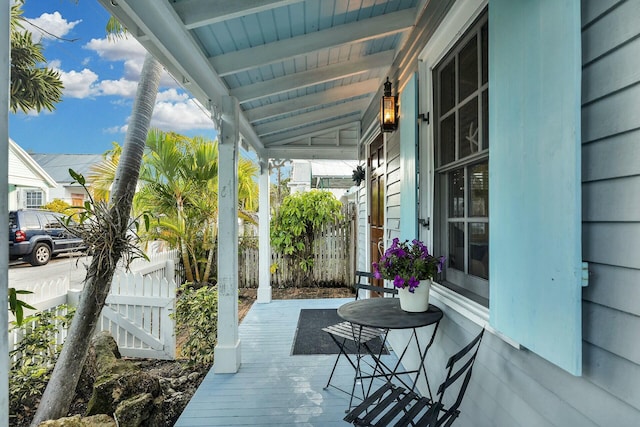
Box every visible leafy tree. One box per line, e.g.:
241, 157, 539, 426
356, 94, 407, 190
41, 199, 71, 213
136, 131, 217, 283
270, 190, 342, 282
135, 130, 259, 284
10, 0, 63, 113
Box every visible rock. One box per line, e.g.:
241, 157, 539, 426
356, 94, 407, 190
90, 332, 136, 377
170, 375, 188, 388
38, 414, 116, 426
158, 377, 173, 393
113, 393, 164, 427
85, 332, 161, 418
187, 372, 200, 382
162, 392, 191, 426
86, 370, 161, 416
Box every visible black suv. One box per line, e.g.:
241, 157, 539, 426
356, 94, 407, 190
9, 210, 88, 266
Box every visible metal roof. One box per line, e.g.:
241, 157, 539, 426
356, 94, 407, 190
96, 0, 423, 160
31, 153, 103, 183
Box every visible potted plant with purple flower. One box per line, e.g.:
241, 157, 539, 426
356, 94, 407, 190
372, 238, 445, 312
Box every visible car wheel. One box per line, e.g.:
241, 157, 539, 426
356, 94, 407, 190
29, 243, 51, 266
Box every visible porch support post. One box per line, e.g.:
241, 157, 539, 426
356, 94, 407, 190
0, 1, 9, 419
257, 158, 272, 303
214, 95, 241, 373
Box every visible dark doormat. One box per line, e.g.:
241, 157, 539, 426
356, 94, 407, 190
291, 308, 388, 356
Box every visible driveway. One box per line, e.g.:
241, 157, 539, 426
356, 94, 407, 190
9, 253, 90, 291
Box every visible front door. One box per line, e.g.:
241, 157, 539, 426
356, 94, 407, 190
369, 135, 385, 291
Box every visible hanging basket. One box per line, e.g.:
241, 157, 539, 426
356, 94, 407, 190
398, 279, 431, 312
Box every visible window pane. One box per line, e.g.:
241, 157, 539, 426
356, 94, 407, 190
44, 214, 62, 229
481, 23, 488, 85
449, 222, 465, 272
459, 35, 478, 101
440, 59, 456, 114
440, 114, 455, 165
23, 212, 40, 229
458, 99, 478, 159
482, 89, 489, 149
469, 222, 489, 279
449, 168, 464, 218
26, 191, 43, 209
469, 161, 489, 217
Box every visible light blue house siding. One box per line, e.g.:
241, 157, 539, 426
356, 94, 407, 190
362, 0, 640, 425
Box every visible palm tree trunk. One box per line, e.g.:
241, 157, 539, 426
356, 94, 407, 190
180, 237, 194, 283
202, 223, 217, 283
176, 199, 195, 283
30, 54, 163, 426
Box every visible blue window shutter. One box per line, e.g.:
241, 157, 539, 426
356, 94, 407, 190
489, 0, 582, 375
400, 73, 418, 241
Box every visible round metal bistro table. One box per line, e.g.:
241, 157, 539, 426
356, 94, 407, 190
337, 298, 442, 330
337, 297, 443, 404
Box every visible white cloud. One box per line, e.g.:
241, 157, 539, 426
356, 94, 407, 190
151, 100, 215, 131
84, 37, 175, 85
98, 79, 139, 98
22, 11, 81, 43
59, 68, 99, 98
85, 37, 147, 62
156, 89, 190, 103
105, 125, 126, 134
108, 97, 214, 136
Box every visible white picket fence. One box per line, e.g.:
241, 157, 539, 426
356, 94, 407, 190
8, 277, 76, 356
101, 269, 176, 359
8, 250, 179, 360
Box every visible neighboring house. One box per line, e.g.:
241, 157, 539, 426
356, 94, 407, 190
288, 159, 358, 200
8, 139, 56, 210
31, 153, 103, 207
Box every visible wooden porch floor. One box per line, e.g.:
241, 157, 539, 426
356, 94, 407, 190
176, 297, 401, 426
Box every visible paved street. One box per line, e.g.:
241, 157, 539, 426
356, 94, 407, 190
9, 253, 91, 291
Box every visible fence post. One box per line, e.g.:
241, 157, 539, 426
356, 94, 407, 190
165, 259, 175, 284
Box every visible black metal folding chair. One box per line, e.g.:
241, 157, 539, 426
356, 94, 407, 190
323, 271, 398, 407
344, 328, 485, 426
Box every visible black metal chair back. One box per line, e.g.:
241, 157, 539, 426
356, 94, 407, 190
353, 270, 398, 300
344, 328, 485, 426
430, 328, 485, 425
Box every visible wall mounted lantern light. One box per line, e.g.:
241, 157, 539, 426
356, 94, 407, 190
380, 77, 398, 132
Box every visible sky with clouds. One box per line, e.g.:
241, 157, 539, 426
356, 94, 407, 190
9, 0, 219, 155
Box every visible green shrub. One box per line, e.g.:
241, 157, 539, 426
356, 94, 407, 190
270, 190, 342, 273
9, 306, 75, 416
173, 284, 218, 367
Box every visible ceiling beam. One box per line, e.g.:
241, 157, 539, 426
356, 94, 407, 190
254, 98, 368, 136
244, 79, 379, 123
231, 50, 394, 103
211, 8, 415, 76
267, 146, 359, 161
262, 117, 361, 145
173, 0, 304, 29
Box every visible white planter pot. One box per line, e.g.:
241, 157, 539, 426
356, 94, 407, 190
398, 279, 431, 312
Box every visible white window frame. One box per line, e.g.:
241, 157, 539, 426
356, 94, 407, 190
418, 0, 494, 329
24, 189, 44, 209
